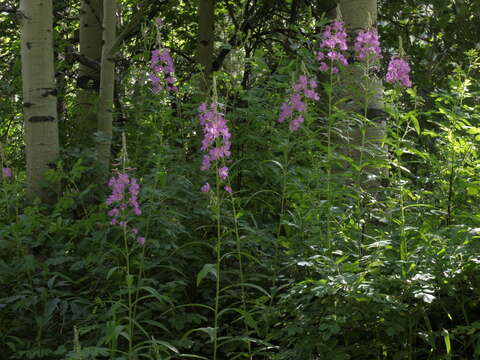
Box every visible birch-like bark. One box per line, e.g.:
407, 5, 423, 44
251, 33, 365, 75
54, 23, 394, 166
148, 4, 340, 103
77, 0, 103, 145
197, 0, 214, 93
20, 0, 59, 200
336, 0, 386, 180
96, 0, 116, 172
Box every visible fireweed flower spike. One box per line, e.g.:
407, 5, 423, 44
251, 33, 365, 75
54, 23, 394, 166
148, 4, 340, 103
278, 75, 319, 132
107, 173, 145, 245
198, 103, 233, 192
354, 29, 382, 61
149, 48, 178, 93
149, 18, 178, 94
317, 20, 349, 73
198, 103, 232, 173
386, 57, 412, 87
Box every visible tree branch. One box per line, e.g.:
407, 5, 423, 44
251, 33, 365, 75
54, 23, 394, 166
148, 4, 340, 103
108, 0, 168, 57
0, 5, 16, 13
68, 51, 101, 73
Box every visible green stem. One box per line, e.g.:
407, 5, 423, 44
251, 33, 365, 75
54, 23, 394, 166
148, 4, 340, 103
228, 186, 253, 359
326, 66, 334, 250
123, 226, 133, 358
213, 164, 221, 360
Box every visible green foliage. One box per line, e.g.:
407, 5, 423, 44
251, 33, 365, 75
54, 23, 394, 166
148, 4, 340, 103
2, 1, 480, 359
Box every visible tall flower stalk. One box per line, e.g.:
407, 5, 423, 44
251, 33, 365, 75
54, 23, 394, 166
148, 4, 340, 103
317, 20, 349, 249
149, 18, 178, 93
105, 134, 145, 358
198, 81, 229, 359
198, 78, 253, 358
385, 55, 413, 276
352, 26, 383, 252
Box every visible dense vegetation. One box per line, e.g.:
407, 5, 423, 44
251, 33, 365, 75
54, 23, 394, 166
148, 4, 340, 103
1, 1, 480, 359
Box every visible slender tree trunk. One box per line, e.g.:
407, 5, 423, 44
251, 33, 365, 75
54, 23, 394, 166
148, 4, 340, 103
197, 0, 214, 93
77, 0, 103, 145
96, 0, 116, 172
20, 0, 59, 201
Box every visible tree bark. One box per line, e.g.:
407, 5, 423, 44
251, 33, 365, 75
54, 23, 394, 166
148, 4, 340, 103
197, 0, 214, 94
96, 0, 116, 172
76, 0, 103, 145
20, 0, 59, 201
335, 0, 386, 181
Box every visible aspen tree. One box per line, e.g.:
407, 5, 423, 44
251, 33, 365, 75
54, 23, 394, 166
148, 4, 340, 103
20, 0, 59, 200
96, 0, 116, 171
335, 0, 386, 182
197, 0, 214, 93
77, 0, 103, 144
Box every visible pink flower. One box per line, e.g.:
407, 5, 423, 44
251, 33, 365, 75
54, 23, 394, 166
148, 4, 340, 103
317, 20, 349, 72
2, 167, 12, 178
277, 74, 319, 132
107, 173, 145, 243
386, 57, 412, 87
218, 167, 228, 180
224, 186, 232, 193
354, 29, 382, 61
201, 183, 211, 193
289, 115, 304, 132
149, 41, 178, 93
137, 237, 145, 245
319, 62, 329, 72
278, 103, 293, 123
198, 103, 231, 172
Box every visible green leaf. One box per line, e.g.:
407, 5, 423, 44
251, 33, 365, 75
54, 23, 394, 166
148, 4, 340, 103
443, 329, 451, 357
196, 264, 217, 287
408, 112, 421, 135
106, 266, 122, 280
467, 186, 478, 195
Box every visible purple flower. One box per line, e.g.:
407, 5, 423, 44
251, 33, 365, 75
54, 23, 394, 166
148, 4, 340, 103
137, 237, 145, 245
354, 29, 382, 61
107, 173, 145, 243
2, 167, 12, 178
278, 103, 293, 123
218, 167, 228, 180
201, 182, 211, 193
277, 74, 319, 132
198, 103, 231, 172
386, 57, 412, 87
317, 20, 349, 73
149, 42, 178, 93
224, 185, 232, 193
289, 115, 304, 132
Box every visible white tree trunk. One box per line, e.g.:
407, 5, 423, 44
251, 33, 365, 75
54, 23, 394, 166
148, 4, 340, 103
20, 0, 59, 200
336, 0, 386, 181
96, 0, 116, 172
77, 0, 103, 144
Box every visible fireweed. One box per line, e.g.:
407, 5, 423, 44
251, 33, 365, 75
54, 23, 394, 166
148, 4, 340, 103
386, 57, 412, 87
198, 102, 232, 191
354, 29, 382, 62
317, 20, 349, 73
278, 75, 320, 132
197, 100, 253, 359
149, 19, 178, 93
106, 172, 145, 245
105, 168, 146, 357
